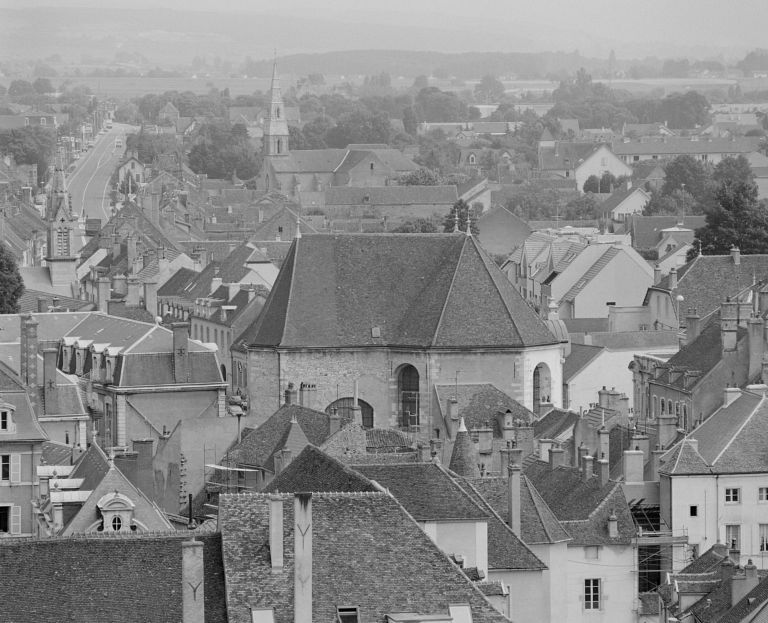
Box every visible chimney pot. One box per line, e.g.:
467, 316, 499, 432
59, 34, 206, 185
181, 539, 205, 623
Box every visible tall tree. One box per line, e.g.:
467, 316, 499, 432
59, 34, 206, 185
474, 74, 505, 104
0, 244, 24, 314
662, 155, 708, 199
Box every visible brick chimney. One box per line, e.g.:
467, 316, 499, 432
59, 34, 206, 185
96, 276, 111, 312
598, 426, 610, 463
171, 322, 190, 383
668, 267, 678, 290
653, 265, 661, 285
549, 445, 565, 470
623, 448, 644, 483
582, 455, 594, 481
598, 386, 610, 409
507, 462, 521, 537
43, 348, 59, 414
447, 398, 460, 439
686, 308, 701, 345
126, 277, 141, 307
721, 298, 738, 352
181, 539, 205, 623
650, 445, 666, 482
269, 495, 284, 572
294, 493, 313, 623
657, 414, 678, 448
723, 386, 741, 407
597, 456, 610, 486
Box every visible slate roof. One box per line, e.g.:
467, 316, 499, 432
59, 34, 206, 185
0, 364, 47, 441
653, 254, 768, 322
354, 462, 488, 521
681, 543, 730, 574
237, 234, 557, 349
564, 343, 604, 381
228, 404, 350, 473
539, 142, 603, 171
534, 408, 580, 440
629, 215, 707, 249
324, 185, 458, 206
219, 492, 510, 623
465, 476, 570, 545
41, 440, 74, 465
264, 444, 378, 494
718, 574, 768, 623
269, 149, 349, 173
156, 267, 199, 297
0, 533, 227, 623
524, 461, 634, 545
364, 428, 416, 452
18, 290, 94, 313
599, 186, 649, 215
434, 383, 535, 433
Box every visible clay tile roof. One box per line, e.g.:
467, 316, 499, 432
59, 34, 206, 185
237, 234, 557, 349
0, 533, 226, 623
354, 462, 488, 521
219, 492, 510, 623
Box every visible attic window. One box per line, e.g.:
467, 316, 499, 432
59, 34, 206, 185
337, 607, 360, 623
371, 326, 381, 338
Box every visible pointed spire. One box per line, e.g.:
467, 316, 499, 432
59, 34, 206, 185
453, 210, 459, 233
295, 214, 302, 240
449, 417, 478, 477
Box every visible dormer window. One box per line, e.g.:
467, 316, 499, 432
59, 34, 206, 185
468, 154, 476, 165
95, 491, 137, 533
0, 407, 14, 433
337, 607, 360, 623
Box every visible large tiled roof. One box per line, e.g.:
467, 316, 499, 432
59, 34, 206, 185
524, 461, 634, 545
354, 462, 488, 521
219, 492, 510, 623
324, 185, 457, 206
534, 408, 580, 440
612, 136, 760, 156
228, 403, 349, 473
18, 290, 94, 313
654, 254, 768, 322
264, 444, 377, 494
0, 533, 227, 623
465, 476, 570, 545
156, 267, 199, 296
237, 234, 557, 349
269, 149, 348, 173
434, 383, 535, 433
630, 215, 706, 249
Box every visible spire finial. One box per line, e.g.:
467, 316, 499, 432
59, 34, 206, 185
453, 209, 459, 233
465, 211, 473, 237
295, 214, 302, 240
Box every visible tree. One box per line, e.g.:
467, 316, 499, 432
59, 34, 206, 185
398, 167, 439, 185
600, 172, 618, 193
443, 199, 479, 234
0, 126, 57, 184
662, 155, 708, 199
695, 178, 768, 255
324, 110, 391, 148
412, 75, 429, 90
583, 175, 600, 193
187, 121, 262, 179
712, 155, 755, 187
0, 243, 24, 314
32, 78, 54, 95
7, 80, 35, 99
474, 74, 505, 104
391, 218, 438, 233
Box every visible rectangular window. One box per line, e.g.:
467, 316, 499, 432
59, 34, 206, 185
726, 525, 741, 551
690, 505, 698, 517
0, 455, 8, 480
0, 506, 8, 532
0, 411, 7, 430
725, 488, 741, 503
761, 525, 768, 552
759, 487, 768, 502
584, 579, 601, 610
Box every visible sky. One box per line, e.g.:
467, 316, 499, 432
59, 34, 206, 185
1, 0, 767, 59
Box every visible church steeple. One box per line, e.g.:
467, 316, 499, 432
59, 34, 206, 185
263, 55, 290, 157
45, 168, 79, 287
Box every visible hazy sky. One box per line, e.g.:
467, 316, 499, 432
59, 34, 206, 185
2, 0, 767, 59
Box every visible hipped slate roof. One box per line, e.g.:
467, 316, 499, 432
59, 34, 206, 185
434, 383, 535, 432
0, 534, 227, 623
219, 492, 511, 623
324, 185, 458, 206
238, 234, 556, 349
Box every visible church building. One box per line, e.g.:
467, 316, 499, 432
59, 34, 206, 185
232, 231, 566, 436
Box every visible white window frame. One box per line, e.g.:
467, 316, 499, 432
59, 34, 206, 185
725, 488, 741, 503
584, 578, 601, 610
0, 504, 21, 535
760, 524, 768, 552
725, 524, 741, 551
759, 487, 768, 502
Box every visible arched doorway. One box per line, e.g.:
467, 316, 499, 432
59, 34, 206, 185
397, 365, 420, 429
325, 398, 374, 429
532, 362, 552, 413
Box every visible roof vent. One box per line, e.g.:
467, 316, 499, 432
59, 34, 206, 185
371, 327, 381, 338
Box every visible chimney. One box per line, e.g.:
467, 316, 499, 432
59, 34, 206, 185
96, 276, 111, 312
329, 408, 340, 435
112, 235, 122, 259
731, 245, 741, 265
350, 380, 361, 425
499, 443, 512, 476
507, 463, 521, 536
686, 308, 701, 345
112, 273, 128, 296
597, 457, 610, 486
126, 277, 141, 307
631, 433, 650, 463
623, 449, 644, 483
210, 276, 223, 295
132, 439, 154, 499
658, 414, 678, 448
582, 455, 594, 481
43, 348, 59, 414
23, 316, 39, 392
723, 386, 741, 407
598, 427, 610, 463
608, 511, 619, 538
294, 493, 312, 623
126, 234, 137, 268
447, 398, 460, 439
668, 267, 678, 290
181, 539, 205, 623
748, 316, 765, 380
650, 445, 666, 482
284, 382, 297, 405
577, 444, 589, 471
269, 495, 284, 571
732, 560, 759, 606
538, 439, 553, 462
653, 265, 661, 285
477, 422, 493, 454
37, 296, 48, 313
171, 322, 189, 383
721, 298, 738, 352
598, 386, 610, 409
549, 445, 565, 470
514, 425, 534, 458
